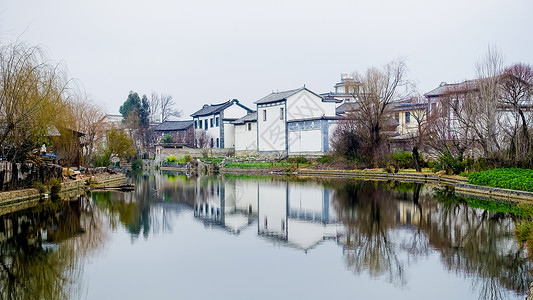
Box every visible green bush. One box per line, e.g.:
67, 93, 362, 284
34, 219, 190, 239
317, 154, 335, 164
468, 168, 533, 192
432, 151, 466, 175
49, 178, 61, 201
392, 152, 413, 169
132, 158, 143, 171
161, 134, 173, 143
166, 155, 179, 163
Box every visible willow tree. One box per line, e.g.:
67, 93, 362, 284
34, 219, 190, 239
0, 42, 72, 162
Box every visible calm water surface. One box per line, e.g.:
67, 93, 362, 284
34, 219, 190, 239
0, 171, 531, 299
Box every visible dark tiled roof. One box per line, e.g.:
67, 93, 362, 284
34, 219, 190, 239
335, 102, 359, 115
191, 99, 252, 117
254, 87, 304, 105
153, 120, 194, 131
391, 102, 428, 112
425, 80, 477, 97
232, 111, 257, 125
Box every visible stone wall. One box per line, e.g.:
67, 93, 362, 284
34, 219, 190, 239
0, 162, 62, 192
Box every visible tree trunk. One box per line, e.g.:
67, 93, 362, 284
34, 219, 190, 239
412, 146, 421, 172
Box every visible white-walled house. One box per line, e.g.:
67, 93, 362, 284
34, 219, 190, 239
232, 111, 258, 155
191, 99, 252, 149
254, 87, 340, 156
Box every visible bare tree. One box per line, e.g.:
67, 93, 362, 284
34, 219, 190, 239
344, 58, 411, 166
160, 93, 181, 122
499, 63, 533, 160
149, 91, 161, 123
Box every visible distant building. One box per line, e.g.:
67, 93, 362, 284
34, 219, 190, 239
232, 111, 258, 155
153, 120, 195, 147
254, 87, 340, 156
191, 99, 252, 149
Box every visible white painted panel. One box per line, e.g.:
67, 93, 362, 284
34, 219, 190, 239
289, 129, 321, 153
234, 122, 257, 151
223, 123, 235, 148
224, 103, 250, 119
286, 90, 336, 121
257, 103, 286, 151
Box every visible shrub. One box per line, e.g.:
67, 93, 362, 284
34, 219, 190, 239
317, 154, 335, 164
132, 158, 143, 171
392, 152, 413, 169
49, 178, 61, 201
432, 151, 466, 175
161, 134, 173, 143
166, 155, 179, 163
468, 168, 533, 192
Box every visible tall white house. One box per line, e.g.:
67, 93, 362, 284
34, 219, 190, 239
254, 87, 340, 156
191, 99, 252, 149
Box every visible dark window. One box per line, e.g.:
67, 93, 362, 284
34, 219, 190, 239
210, 118, 214, 128
210, 138, 214, 148
194, 120, 197, 129
216, 117, 219, 127
247, 123, 252, 131
199, 120, 202, 129
405, 112, 410, 123
204, 119, 208, 130
263, 110, 267, 121
216, 138, 219, 148
280, 107, 284, 120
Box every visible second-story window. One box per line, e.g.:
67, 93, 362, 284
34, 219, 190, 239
247, 123, 251, 131
216, 117, 219, 127
210, 118, 214, 128
405, 112, 410, 123
204, 119, 208, 130
198, 119, 202, 129
280, 107, 284, 120
263, 110, 267, 121
194, 120, 198, 129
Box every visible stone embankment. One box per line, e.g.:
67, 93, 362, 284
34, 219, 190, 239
0, 173, 126, 208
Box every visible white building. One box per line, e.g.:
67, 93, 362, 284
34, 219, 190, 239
191, 99, 252, 149
232, 111, 258, 155
254, 87, 340, 157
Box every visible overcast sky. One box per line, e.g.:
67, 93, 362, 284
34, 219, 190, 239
1, 0, 532, 117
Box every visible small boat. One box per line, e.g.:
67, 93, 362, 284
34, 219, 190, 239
90, 184, 135, 192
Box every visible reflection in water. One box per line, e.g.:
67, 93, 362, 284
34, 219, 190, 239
1, 172, 530, 299
0, 195, 105, 299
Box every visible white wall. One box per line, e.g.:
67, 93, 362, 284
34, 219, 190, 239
257, 102, 286, 152
223, 123, 235, 148
234, 122, 257, 151
288, 129, 322, 153
194, 114, 221, 147
224, 102, 250, 119
286, 90, 336, 121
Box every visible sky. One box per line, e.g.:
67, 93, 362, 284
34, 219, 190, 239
1, 0, 532, 118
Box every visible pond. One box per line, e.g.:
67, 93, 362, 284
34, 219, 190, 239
0, 171, 531, 299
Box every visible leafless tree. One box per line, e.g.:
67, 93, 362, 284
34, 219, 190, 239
343, 58, 411, 166
499, 63, 533, 160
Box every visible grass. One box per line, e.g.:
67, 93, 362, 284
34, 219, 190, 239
468, 168, 533, 192
223, 161, 311, 169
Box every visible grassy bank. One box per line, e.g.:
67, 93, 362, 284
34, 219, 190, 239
468, 168, 533, 192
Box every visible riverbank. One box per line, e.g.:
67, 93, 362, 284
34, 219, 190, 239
0, 173, 126, 213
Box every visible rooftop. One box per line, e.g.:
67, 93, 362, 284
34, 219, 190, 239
153, 120, 194, 131
232, 111, 257, 125
191, 99, 252, 117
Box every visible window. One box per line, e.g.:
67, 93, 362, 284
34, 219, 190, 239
263, 110, 267, 121
280, 107, 284, 120
210, 138, 214, 148
216, 138, 219, 148
405, 112, 410, 123
216, 117, 219, 127
194, 120, 198, 129
204, 119, 208, 130
199, 120, 202, 129
394, 113, 399, 123
247, 123, 252, 131
210, 118, 214, 128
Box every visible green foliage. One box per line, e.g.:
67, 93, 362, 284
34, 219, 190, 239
466, 198, 527, 216
166, 155, 179, 163
119, 91, 150, 129
91, 152, 111, 167
201, 157, 224, 163
317, 154, 335, 164
468, 168, 533, 192
287, 156, 309, 165
106, 128, 136, 160
161, 134, 173, 143
182, 155, 192, 163
49, 178, 61, 201
392, 152, 413, 169
131, 158, 143, 171
431, 151, 466, 175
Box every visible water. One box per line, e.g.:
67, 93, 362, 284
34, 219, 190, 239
0, 171, 531, 300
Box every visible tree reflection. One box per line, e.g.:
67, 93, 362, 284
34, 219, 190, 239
333, 180, 407, 287
0, 195, 105, 299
